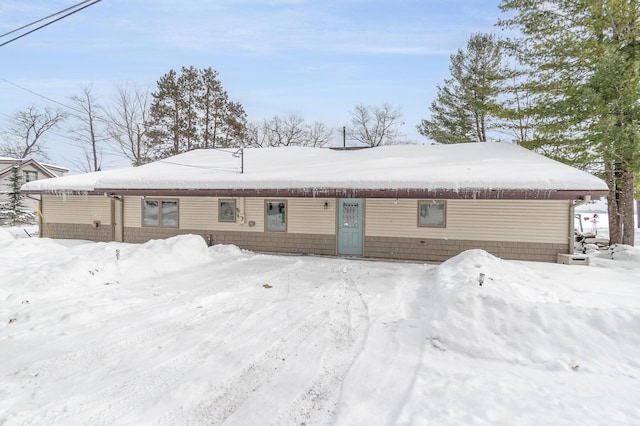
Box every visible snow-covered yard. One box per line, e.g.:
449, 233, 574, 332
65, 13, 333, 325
1, 228, 639, 425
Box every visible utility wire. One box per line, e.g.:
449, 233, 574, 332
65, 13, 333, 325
0, 76, 141, 137
0, 0, 102, 48
0, 76, 247, 157
0, 77, 245, 170
0, 77, 84, 114
157, 158, 242, 173
1, 76, 139, 136
0, 0, 97, 39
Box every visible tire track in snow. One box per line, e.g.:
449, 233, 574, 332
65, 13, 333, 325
53, 300, 276, 425
275, 278, 370, 425
158, 309, 331, 425
6, 293, 245, 391
7, 261, 301, 395
35, 264, 323, 425
17, 303, 255, 425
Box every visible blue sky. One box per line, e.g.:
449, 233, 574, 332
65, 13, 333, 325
0, 0, 504, 171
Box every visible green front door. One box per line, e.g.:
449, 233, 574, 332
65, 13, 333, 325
337, 198, 363, 256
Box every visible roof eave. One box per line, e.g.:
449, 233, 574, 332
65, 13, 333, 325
86, 187, 610, 200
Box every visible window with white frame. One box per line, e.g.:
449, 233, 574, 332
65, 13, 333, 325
142, 199, 178, 227
218, 199, 236, 222
265, 200, 286, 231
418, 200, 446, 227
23, 170, 38, 182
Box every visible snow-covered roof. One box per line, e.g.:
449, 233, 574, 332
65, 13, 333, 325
20, 169, 118, 192
21, 143, 609, 198
0, 157, 68, 178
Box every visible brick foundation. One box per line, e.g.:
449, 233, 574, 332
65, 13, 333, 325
45, 223, 112, 242
122, 227, 337, 256
45, 223, 568, 262
365, 236, 569, 263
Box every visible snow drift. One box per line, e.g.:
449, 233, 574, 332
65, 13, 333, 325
422, 250, 640, 376
1, 233, 639, 425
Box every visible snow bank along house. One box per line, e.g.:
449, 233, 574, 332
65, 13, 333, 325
21, 143, 609, 263
1, 157, 68, 213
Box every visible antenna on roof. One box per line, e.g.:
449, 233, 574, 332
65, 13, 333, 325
233, 148, 244, 174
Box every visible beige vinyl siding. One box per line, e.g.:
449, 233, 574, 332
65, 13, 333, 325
176, 196, 266, 232
287, 198, 335, 235
43, 194, 111, 225
123, 196, 336, 234
123, 196, 142, 227
180, 197, 266, 232
179, 197, 216, 229
123, 196, 268, 233
243, 197, 265, 232
366, 199, 570, 244
240, 197, 336, 234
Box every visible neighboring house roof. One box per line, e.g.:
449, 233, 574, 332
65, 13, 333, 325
21, 143, 610, 200
0, 158, 68, 180
39, 162, 69, 177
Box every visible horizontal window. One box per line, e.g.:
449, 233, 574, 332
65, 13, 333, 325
142, 199, 178, 227
265, 200, 286, 232
23, 171, 38, 182
418, 200, 446, 227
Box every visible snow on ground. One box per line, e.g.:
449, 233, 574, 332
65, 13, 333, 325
1, 228, 639, 425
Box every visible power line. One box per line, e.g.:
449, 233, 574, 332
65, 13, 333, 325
157, 158, 242, 174
0, 79, 243, 167
0, 0, 97, 39
0, 75, 142, 140
0, 77, 84, 114
0, 76, 137, 133
0, 79, 130, 161
0, 0, 103, 48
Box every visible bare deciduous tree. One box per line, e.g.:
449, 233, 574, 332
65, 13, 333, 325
267, 115, 306, 147
348, 103, 405, 147
306, 122, 334, 147
69, 86, 106, 172
105, 84, 153, 166
0, 105, 66, 161
246, 115, 333, 148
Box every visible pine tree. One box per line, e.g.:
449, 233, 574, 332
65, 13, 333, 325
200, 67, 228, 149
1, 165, 28, 225
177, 66, 201, 152
148, 66, 247, 157
418, 33, 508, 143
149, 69, 187, 157
499, 0, 640, 245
